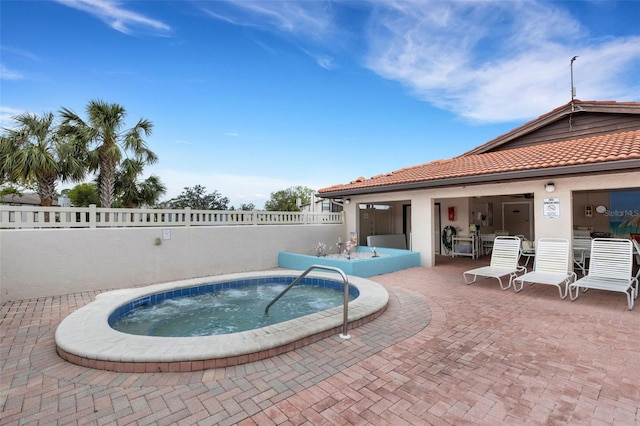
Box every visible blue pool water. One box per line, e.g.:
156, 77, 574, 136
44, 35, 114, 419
110, 277, 357, 337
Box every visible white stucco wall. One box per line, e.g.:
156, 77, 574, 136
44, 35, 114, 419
0, 224, 344, 303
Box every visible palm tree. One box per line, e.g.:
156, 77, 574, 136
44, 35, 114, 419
114, 157, 166, 208
0, 112, 85, 206
60, 100, 157, 208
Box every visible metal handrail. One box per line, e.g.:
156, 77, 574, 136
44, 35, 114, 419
264, 265, 351, 339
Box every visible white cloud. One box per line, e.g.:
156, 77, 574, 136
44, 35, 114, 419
0, 65, 24, 81
314, 55, 335, 70
200, 1, 334, 41
0, 47, 40, 81
55, 0, 171, 35
224, 132, 239, 137
199, 1, 339, 70
302, 49, 336, 70
0, 105, 29, 128
1, 45, 40, 62
363, 1, 640, 122
210, 0, 639, 123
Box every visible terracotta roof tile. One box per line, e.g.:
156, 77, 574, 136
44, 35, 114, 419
464, 100, 640, 155
318, 129, 640, 194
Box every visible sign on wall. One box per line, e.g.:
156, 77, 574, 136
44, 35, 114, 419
543, 197, 560, 219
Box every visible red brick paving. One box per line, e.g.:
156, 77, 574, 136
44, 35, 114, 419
1, 256, 639, 425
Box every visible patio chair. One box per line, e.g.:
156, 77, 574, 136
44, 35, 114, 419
480, 233, 496, 256
633, 239, 640, 282
513, 238, 576, 299
572, 236, 592, 276
568, 238, 638, 310
516, 235, 536, 267
463, 236, 526, 290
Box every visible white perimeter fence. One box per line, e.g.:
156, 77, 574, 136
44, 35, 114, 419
0, 204, 343, 229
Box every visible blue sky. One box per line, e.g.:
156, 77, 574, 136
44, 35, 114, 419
2, 1, 639, 209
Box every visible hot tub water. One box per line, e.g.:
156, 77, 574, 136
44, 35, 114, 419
111, 284, 355, 337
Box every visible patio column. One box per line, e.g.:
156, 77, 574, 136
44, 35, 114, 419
534, 185, 572, 242
411, 196, 434, 267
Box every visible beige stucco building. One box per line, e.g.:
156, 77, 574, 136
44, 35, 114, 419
318, 100, 640, 268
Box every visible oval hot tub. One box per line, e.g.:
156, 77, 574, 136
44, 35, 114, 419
55, 270, 388, 372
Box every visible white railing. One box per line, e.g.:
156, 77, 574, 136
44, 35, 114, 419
0, 204, 344, 229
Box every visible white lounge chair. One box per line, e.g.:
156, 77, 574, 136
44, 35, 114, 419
569, 238, 638, 310
513, 238, 576, 299
633, 239, 640, 282
463, 236, 526, 290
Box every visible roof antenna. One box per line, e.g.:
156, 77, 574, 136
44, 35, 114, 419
570, 56, 578, 105
569, 55, 579, 130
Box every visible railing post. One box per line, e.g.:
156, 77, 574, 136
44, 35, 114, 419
89, 204, 97, 228
185, 207, 191, 227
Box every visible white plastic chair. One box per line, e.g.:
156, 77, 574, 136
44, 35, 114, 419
569, 238, 638, 310
516, 235, 536, 267
572, 237, 592, 276
480, 233, 495, 255
463, 236, 526, 290
513, 238, 576, 299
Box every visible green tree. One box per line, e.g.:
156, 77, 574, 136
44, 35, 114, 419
60, 100, 157, 208
238, 203, 256, 211
0, 138, 9, 187
264, 186, 314, 211
0, 185, 22, 197
167, 185, 229, 210
113, 157, 166, 208
229, 203, 256, 211
68, 183, 100, 207
0, 112, 85, 206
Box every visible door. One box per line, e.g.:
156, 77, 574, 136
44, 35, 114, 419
359, 207, 392, 246
503, 201, 533, 239
403, 204, 412, 250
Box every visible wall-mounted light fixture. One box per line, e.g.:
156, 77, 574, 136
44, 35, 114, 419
344, 198, 351, 205
545, 182, 555, 193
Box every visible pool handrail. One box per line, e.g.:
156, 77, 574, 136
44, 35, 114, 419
264, 265, 351, 339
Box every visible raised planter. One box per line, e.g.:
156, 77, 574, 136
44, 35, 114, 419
278, 247, 421, 277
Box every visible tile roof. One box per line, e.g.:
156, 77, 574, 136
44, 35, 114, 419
0, 193, 60, 206
318, 128, 640, 194
464, 100, 640, 155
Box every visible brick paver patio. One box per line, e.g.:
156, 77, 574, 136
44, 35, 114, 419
1, 256, 639, 425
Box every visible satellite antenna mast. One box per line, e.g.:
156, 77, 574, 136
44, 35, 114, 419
570, 56, 578, 103
569, 56, 579, 130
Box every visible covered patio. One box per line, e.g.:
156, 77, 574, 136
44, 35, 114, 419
2, 257, 638, 425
